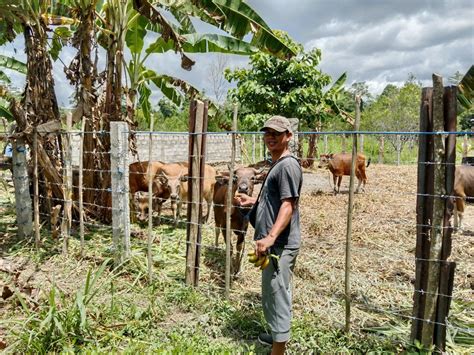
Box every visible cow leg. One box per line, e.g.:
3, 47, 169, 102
355, 178, 362, 193
233, 233, 245, 276
337, 176, 342, 194
204, 198, 212, 224
332, 175, 338, 194
129, 194, 137, 223
214, 226, 221, 247
455, 197, 465, 230
176, 200, 182, 226
170, 200, 177, 226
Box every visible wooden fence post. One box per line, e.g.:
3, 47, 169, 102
185, 100, 207, 286
396, 134, 402, 165
341, 134, 347, 153
411, 76, 457, 351
147, 119, 154, 282
420, 75, 446, 346
61, 114, 73, 255
378, 136, 384, 164
252, 134, 256, 164
110, 122, 130, 265
225, 104, 238, 298
79, 120, 85, 257
344, 96, 361, 333
33, 131, 40, 248
12, 138, 32, 239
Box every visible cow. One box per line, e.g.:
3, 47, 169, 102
318, 153, 370, 194
213, 167, 265, 275
453, 164, 474, 231
157, 162, 216, 225
179, 164, 217, 224
155, 162, 188, 225
129, 161, 170, 222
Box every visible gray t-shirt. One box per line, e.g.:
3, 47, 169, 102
253, 156, 302, 249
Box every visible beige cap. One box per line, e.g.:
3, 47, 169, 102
260, 115, 292, 133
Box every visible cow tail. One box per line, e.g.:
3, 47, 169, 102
366, 157, 371, 168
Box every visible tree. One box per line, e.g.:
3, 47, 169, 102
225, 31, 347, 165
362, 75, 422, 154
0, 0, 298, 222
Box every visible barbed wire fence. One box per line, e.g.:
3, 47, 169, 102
2, 79, 473, 351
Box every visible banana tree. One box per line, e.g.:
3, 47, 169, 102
0, 0, 71, 200
0, 55, 27, 119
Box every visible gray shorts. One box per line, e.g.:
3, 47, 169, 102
262, 247, 299, 343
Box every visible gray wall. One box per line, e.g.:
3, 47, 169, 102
70, 132, 241, 166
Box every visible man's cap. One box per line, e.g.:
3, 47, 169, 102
260, 115, 292, 133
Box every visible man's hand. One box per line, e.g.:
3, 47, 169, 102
256, 234, 276, 257
234, 193, 256, 207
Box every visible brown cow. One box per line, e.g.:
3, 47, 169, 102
213, 167, 264, 275
129, 161, 170, 222
318, 153, 370, 194
157, 162, 216, 225
155, 162, 188, 225
453, 164, 474, 230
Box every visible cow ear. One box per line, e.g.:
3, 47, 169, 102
329, 153, 334, 159
215, 175, 229, 185
180, 174, 188, 182
156, 173, 167, 185
253, 171, 267, 184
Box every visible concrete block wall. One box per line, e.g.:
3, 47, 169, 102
70, 132, 241, 166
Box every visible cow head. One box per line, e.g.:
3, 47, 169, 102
216, 167, 265, 200
318, 154, 334, 169
133, 191, 150, 222
158, 172, 183, 201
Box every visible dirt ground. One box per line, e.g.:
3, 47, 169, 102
0, 163, 473, 351
233, 163, 473, 329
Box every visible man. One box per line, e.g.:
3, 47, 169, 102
236, 115, 302, 354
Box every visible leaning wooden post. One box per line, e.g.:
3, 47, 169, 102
147, 118, 154, 282
78, 119, 85, 257
225, 104, 238, 298
420, 74, 446, 347
61, 114, 73, 255
33, 131, 40, 248
323, 134, 328, 154
344, 95, 361, 333
185, 100, 205, 286
12, 138, 33, 239
359, 134, 364, 153
110, 122, 130, 265
411, 87, 434, 342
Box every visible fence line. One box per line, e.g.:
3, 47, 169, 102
2, 120, 473, 351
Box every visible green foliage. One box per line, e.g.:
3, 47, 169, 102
225, 32, 345, 131
12, 259, 112, 352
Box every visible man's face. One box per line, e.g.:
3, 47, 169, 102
263, 129, 291, 153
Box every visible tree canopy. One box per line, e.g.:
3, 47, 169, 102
224, 31, 347, 131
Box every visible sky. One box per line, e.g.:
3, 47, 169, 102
1, 0, 473, 107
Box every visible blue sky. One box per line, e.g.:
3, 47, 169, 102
0, 0, 472, 107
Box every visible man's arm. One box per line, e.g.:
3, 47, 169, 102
255, 197, 295, 256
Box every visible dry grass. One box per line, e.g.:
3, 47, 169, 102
0, 164, 473, 352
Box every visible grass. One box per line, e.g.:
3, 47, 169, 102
1, 165, 473, 353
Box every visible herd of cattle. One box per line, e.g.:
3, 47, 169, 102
129, 160, 267, 273
128, 154, 473, 241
